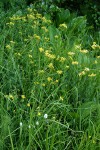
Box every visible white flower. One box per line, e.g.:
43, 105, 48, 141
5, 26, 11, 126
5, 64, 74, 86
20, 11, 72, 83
44, 114, 48, 119
36, 121, 39, 125
28, 125, 31, 129
20, 122, 22, 127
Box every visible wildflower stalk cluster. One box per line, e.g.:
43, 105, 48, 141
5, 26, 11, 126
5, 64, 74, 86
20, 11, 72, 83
0, 5, 100, 150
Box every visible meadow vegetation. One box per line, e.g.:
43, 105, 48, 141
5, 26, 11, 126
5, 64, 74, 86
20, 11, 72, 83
0, 2, 100, 150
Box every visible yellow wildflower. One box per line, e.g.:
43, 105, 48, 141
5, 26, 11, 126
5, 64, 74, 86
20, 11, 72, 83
36, 13, 42, 19
17, 53, 21, 56
54, 35, 59, 39
59, 57, 66, 62
91, 42, 96, 49
80, 49, 88, 53
6, 45, 11, 49
50, 54, 56, 59
10, 41, 15, 44
93, 42, 96, 45
84, 67, 90, 72
65, 65, 69, 69
79, 71, 85, 76
27, 8, 32, 12
41, 26, 48, 32
42, 17, 47, 22
47, 77, 52, 82
52, 116, 56, 120
22, 17, 26, 22
59, 23, 67, 29
55, 80, 59, 83
89, 136, 91, 139
39, 47, 44, 52
48, 63, 54, 69
88, 73, 96, 77
27, 103, 30, 107
9, 94, 14, 100
72, 61, 78, 65
94, 60, 97, 64
91, 42, 100, 49
34, 34, 40, 40
28, 54, 32, 58
92, 140, 96, 144
34, 81, 39, 85
37, 112, 41, 116
75, 44, 81, 50
21, 95, 26, 99
59, 96, 63, 101
9, 22, 14, 26
27, 14, 35, 20
44, 37, 50, 42
42, 17, 51, 24
57, 70, 63, 75
68, 52, 75, 56
45, 52, 56, 59
41, 83, 46, 87
38, 70, 45, 74
45, 51, 50, 57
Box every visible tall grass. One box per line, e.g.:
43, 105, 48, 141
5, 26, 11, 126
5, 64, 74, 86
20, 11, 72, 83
0, 5, 100, 150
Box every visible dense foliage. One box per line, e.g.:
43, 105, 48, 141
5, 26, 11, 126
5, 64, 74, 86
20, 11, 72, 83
0, 1, 100, 150
0, 0, 100, 29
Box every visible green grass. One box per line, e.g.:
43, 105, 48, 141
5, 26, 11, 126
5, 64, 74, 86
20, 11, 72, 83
0, 5, 100, 150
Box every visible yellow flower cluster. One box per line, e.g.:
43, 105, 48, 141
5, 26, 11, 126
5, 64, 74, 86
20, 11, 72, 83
44, 37, 50, 42
84, 67, 90, 72
34, 81, 39, 85
38, 70, 45, 74
45, 51, 56, 59
21, 95, 26, 99
27, 103, 30, 107
79, 71, 85, 76
27, 14, 35, 20
54, 35, 59, 39
80, 49, 88, 54
78, 67, 97, 78
75, 44, 81, 50
59, 96, 64, 101
56, 56, 66, 62
10, 41, 15, 44
47, 77, 53, 82
59, 23, 67, 30
15, 52, 21, 57
68, 52, 75, 56
88, 73, 96, 77
72, 61, 78, 65
34, 34, 40, 40
6, 45, 11, 49
91, 42, 100, 50
41, 26, 48, 32
48, 63, 54, 69
57, 70, 63, 75
9, 94, 14, 100
39, 47, 44, 52
79, 67, 90, 77
42, 17, 51, 24
28, 54, 32, 58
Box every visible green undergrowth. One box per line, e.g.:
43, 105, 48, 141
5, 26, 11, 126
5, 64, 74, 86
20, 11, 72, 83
0, 5, 100, 150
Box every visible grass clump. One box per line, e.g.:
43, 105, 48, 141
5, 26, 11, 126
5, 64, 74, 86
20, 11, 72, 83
0, 5, 100, 150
